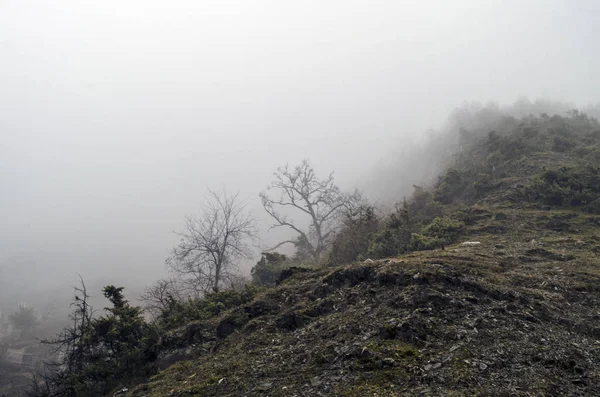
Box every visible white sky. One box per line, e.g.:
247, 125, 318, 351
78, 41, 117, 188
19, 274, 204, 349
1, 0, 599, 303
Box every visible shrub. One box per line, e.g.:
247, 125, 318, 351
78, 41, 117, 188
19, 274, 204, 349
421, 216, 465, 244
365, 202, 414, 259
251, 252, 290, 286
434, 169, 466, 204
552, 135, 576, 152
328, 205, 380, 265
158, 285, 258, 329
367, 228, 410, 258
408, 186, 444, 222
472, 173, 494, 197
409, 233, 442, 251
526, 166, 600, 212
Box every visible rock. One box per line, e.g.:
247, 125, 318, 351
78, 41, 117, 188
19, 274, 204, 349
461, 241, 481, 247
382, 358, 396, 367
276, 266, 311, 285
275, 312, 312, 330
432, 362, 442, 369
256, 382, 273, 391
479, 362, 488, 370
216, 309, 249, 338
310, 377, 321, 387
495, 244, 505, 249
322, 266, 376, 288
245, 300, 277, 319
363, 258, 375, 264
185, 323, 203, 345
379, 321, 427, 345
424, 364, 432, 371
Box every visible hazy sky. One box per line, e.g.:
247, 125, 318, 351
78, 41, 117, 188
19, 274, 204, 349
1, 0, 599, 302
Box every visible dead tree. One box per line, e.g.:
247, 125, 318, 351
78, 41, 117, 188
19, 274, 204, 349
260, 159, 361, 263
166, 188, 257, 293
34, 276, 94, 397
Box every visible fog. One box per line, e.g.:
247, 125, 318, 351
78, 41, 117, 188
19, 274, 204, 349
1, 0, 599, 309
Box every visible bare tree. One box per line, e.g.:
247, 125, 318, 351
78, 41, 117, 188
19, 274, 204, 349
35, 276, 94, 396
260, 159, 361, 263
140, 278, 184, 319
166, 188, 257, 293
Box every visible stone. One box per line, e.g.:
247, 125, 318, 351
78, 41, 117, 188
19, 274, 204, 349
382, 358, 396, 366
257, 383, 273, 391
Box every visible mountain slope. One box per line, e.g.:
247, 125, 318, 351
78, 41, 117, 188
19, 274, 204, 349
120, 110, 600, 397
126, 217, 600, 396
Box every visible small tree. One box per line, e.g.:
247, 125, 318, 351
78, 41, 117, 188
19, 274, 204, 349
167, 188, 257, 293
34, 281, 158, 397
260, 159, 361, 263
328, 204, 380, 265
35, 277, 94, 397
88, 286, 159, 381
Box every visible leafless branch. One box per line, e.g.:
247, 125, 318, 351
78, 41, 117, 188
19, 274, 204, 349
166, 188, 257, 293
260, 159, 362, 263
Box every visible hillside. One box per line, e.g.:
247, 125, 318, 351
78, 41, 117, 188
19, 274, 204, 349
124, 214, 600, 397
111, 111, 600, 396
16, 109, 600, 397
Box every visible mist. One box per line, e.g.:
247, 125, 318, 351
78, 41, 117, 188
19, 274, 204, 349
1, 0, 600, 309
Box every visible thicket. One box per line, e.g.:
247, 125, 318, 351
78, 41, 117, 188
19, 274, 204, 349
157, 285, 259, 329
526, 165, 600, 213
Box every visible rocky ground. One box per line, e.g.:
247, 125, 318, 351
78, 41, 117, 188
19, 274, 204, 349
121, 206, 600, 397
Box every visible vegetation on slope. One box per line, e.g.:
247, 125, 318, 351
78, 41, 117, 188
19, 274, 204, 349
125, 211, 600, 396
28, 107, 600, 396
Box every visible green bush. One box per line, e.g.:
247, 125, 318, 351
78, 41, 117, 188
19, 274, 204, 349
421, 216, 465, 244
408, 233, 442, 251
87, 286, 159, 383
472, 173, 494, 197
434, 169, 466, 204
328, 205, 380, 265
526, 166, 600, 212
251, 252, 290, 286
367, 228, 410, 258
408, 186, 444, 222
552, 135, 576, 152
158, 285, 259, 329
